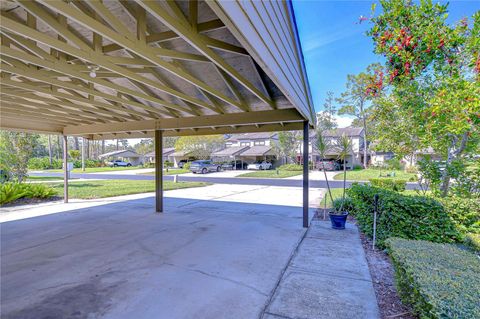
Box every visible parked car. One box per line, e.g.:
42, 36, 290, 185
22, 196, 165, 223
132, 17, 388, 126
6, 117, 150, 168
189, 160, 222, 174
221, 161, 248, 170
316, 160, 340, 171
178, 160, 189, 168
247, 161, 272, 170
107, 160, 132, 167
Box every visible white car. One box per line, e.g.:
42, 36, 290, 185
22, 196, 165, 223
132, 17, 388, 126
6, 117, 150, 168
247, 161, 272, 170
107, 160, 132, 167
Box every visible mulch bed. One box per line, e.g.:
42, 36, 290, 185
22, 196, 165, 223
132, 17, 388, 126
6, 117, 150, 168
314, 210, 415, 319
1, 196, 62, 208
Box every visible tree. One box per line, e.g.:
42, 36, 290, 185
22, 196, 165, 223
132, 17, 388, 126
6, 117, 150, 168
273, 131, 301, 164
68, 150, 81, 160
368, 0, 480, 196
164, 137, 179, 148
135, 139, 154, 155
336, 63, 383, 168
0, 132, 38, 182
317, 91, 337, 130
174, 135, 225, 159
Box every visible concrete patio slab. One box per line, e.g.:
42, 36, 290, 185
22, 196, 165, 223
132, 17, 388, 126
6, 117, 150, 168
263, 220, 379, 319
1, 184, 317, 319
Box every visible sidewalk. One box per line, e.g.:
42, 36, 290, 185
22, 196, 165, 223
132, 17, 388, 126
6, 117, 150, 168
262, 220, 379, 319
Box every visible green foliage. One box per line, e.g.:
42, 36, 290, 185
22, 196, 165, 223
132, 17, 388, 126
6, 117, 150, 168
369, 178, 406, 192
347, 184, 460, 248
317, 91, 337, 130
278, 164, 303, 171
174, 135, 225, 160
28, 157, 63, 170
332, 197, 355, 213
0, 132, 38, 182
183, 162, 191, 170
0, 182, 28, 205
438, 197, 480, 235
68, 150, 80, 160
72, 159, 104, 169
22, 183, 57, 199
0, 182, 56, 205
386, 238, 480, 319
273, 131, 301, 163
464, 233, 480, 252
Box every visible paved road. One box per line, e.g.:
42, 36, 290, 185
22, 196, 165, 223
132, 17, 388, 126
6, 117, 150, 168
29, 171, 421, 190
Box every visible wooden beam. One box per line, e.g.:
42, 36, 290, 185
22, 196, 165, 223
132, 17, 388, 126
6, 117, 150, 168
36, 0, 245, 111
63, 109, 304, 135
0, 116, 63, 134
155, 129, 163, 213
136, 0, 274, 109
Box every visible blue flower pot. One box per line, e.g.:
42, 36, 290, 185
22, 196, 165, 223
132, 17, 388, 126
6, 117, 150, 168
329, 212, 349, 230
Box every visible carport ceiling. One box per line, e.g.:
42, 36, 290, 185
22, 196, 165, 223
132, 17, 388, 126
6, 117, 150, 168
0, 0, 314, 139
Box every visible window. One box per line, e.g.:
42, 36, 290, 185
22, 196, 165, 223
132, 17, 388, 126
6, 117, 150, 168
254, 141, 265, 146
240, 142, 250, 146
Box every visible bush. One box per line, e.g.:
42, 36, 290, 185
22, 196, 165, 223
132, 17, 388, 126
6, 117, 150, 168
183, 162, 191, 170
278, 164, 303, 171
72, 159, 104, 169
353, 164, 363, 170
347, 184, 460, 248
0, 182, 56, 205
332, 196, 355, 213
28, 157, 63, 170
464, 233, 480, 252
439, 197, 480, 235
405, 166, 418, 174
386, 238, 480, 319
0, 182, 27, 205
369, 178, 406, 192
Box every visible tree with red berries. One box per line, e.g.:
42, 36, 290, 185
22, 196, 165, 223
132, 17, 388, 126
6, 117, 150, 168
336, 63, 384, 168
368, 0, 479, 196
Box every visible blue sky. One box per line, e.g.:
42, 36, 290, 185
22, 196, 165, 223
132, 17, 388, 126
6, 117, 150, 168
292, 0, 479, 122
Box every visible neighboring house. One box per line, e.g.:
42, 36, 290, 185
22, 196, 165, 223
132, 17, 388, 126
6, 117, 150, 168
212, 132, 279, 167
370, 151, 395, 167
404, 147, 443, 167
98, 150, 143, 166
303, 127, 365, 170
144, 148, 175, 165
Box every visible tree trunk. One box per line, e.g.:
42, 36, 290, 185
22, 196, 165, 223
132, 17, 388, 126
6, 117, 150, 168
116, 139, 119, 151
362, 116, 368, 168
86, 139, 90, 159
73, 137, 79, 150
101, 140, 105, 154
47, 135, 53, 165
440, 133, 468, 197
56, 135, 61, 160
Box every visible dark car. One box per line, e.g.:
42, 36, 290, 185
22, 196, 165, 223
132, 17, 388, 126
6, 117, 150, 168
189, 160, 222, 174
316, 160, 340, 171
178, 160, 189, 168
221, 161, 248, 170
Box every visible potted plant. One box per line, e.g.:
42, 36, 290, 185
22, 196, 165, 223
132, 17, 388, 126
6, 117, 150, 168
329, 134, 353, 229
315, 129, 334, 220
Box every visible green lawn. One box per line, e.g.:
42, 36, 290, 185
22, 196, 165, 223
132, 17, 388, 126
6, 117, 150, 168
138, 169, 190, 176
237, 170, 302, 178
44, 166, 144, 173
48, 180, 209, 199
333, 169, 417, 182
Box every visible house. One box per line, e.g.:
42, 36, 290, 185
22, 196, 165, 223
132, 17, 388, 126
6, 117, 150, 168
144, 148, 176, 165
212, 132, 279, 167
98, 150, 143, 166
304, 127, 366, 169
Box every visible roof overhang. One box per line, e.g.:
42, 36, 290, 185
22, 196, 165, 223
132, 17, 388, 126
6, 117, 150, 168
0, 0, 314, 138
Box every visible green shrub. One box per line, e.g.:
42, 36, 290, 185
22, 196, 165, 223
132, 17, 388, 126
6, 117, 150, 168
28, 157, 63, 170
0, 182, 27, 205
464, 233, 480, 252
22, 183, 57, 199
332, 197, 355, 213
278, 164, 303, 171
405, 166, 418, 174
353, 164, 363, 170
347, 184, 460, 248
439, 197, 480, 235
72, 159, 104, 169
183, 162, 191, 170
386, 238, 480, 319
369, 178, 406, 192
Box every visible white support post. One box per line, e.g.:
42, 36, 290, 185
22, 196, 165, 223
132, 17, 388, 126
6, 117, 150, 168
63, 135, 69, 203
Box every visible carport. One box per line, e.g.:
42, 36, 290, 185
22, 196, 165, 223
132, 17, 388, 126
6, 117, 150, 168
99, 149, 143, 166
0, 0, 314, 226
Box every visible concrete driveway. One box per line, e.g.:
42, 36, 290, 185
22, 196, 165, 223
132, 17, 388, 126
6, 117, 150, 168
1, 185, 321, 319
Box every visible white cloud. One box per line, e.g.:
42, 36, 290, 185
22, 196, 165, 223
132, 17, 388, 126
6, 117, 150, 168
335, 115, 354, 128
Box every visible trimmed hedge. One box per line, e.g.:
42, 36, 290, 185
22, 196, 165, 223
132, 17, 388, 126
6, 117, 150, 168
369, 178, 406, 192
465, 233, 480, 252
347, 184, 460, 248
278, 164, 303, 171
438, 197, 480, 235
386, 238, 480, 318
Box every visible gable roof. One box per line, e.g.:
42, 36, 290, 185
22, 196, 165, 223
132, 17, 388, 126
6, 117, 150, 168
239, 145, 272, 156
144, 148, 175, 157
226, 132, 277, 141
322, 127, 364, 138
99, 150, 140, 159
211, 146, 250, 157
